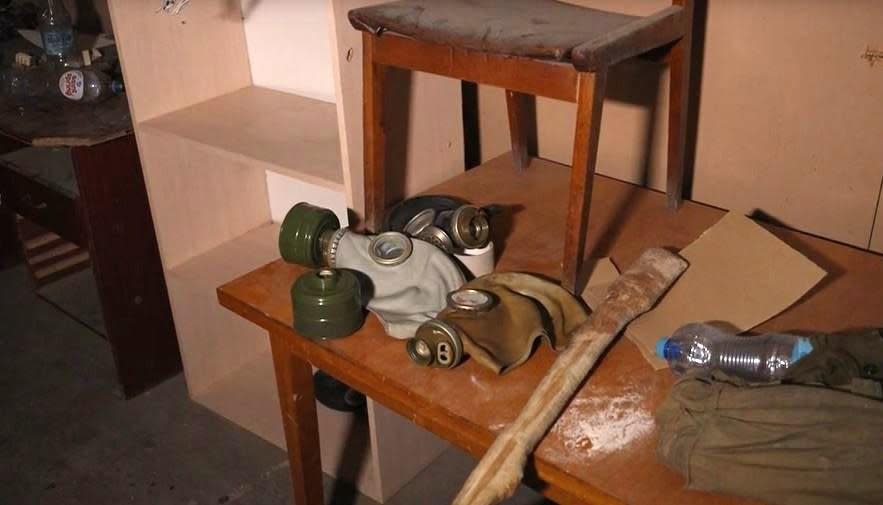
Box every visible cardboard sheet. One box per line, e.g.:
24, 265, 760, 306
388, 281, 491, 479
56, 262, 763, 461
626, 212, 827, 369
580, 257, 620, 310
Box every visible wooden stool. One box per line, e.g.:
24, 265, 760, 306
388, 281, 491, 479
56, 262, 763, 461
350, 0, 694, 293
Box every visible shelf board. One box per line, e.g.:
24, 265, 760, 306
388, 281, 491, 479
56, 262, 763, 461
166, 222, 281, 285
142, 86, 344, 192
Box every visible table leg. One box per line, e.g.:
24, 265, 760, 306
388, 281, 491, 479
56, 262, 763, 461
0, 188, 17, 267
0, 139, 21, 266
269, 330, 325, 505
72, 135, 180, 397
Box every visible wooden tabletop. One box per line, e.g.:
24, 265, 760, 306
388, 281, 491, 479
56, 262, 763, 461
0, 37, 131, 147
218, 155, 883, 505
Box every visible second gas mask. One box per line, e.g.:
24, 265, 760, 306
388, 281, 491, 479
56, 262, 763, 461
279, 203, 465, 339
406, 273, 588, 374
383, 195, 497, 254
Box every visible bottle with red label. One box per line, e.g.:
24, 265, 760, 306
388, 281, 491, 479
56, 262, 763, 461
57, 68, 124, 103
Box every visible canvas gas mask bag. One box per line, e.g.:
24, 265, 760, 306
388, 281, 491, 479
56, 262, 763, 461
407, 272, 588, 373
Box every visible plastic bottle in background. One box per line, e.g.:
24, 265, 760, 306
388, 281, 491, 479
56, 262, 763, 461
39, 0, 77, 67
57, 68, 124, 103
656, 322, 814, 382
0, 67, 50, 101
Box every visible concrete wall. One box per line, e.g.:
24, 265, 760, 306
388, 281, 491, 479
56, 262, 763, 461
477, 0, 883, 250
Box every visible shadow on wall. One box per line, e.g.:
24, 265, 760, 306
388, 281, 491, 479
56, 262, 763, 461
327, 408, 371, 505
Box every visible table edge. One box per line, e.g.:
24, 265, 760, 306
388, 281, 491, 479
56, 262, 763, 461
217, 286, 624, 505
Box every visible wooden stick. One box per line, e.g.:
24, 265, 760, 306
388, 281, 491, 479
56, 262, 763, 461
452, 248, 688, 505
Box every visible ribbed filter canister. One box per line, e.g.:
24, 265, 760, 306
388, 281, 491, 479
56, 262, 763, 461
292, 268, 363, 340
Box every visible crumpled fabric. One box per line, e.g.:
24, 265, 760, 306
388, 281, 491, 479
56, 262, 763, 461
333, 231, 465, 339
439, 272, 588, 373
785, 329, 883, 386
656, 371, 883, 505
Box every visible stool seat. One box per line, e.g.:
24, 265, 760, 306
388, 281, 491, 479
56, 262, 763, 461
349, 0, 639, 64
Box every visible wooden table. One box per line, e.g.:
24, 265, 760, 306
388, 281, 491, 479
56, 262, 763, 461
218, 155, 883, 505
0, 41, 181, 396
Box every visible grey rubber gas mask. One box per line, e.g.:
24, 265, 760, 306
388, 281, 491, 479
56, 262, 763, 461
279, 203, 465, 339
406, 273, 588, 373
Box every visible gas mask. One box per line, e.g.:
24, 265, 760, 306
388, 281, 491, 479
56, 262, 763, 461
279, 203, 465, 339
383, 195, 497, 254
406, 272, 588, 374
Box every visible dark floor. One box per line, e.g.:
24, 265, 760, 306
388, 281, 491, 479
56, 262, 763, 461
0, 262, 550, 505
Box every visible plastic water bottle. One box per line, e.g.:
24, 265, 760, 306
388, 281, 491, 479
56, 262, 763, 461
39, 0, 77, 67
57, 68, 124, 103
0, 67, 40, 99
656, 322, 814, 381
1, 67, 123, 104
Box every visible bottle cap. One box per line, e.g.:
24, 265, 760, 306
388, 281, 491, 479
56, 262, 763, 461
655, 337, 670, 358
791, 337, 814, 363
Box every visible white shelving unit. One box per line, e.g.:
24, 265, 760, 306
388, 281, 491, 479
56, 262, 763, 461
106, 0, 466, 501
142, 87, 345, 192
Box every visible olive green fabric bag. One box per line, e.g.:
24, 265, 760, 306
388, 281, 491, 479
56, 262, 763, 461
656, 372, 883, 505
785, 329, 883, 386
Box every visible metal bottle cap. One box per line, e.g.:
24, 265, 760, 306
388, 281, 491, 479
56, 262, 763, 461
449, 205, 491, 250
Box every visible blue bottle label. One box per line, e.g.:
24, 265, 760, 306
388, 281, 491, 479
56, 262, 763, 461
42, 29, 74, 56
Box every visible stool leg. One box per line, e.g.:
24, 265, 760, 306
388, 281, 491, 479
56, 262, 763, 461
666, 5, 693, 210
363, 33, 387, 233
505, 90, 534, 171
562, 71, 607, 294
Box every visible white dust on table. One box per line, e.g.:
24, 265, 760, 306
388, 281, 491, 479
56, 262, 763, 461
550, 387, 654, 460
488, 422, 508, 432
